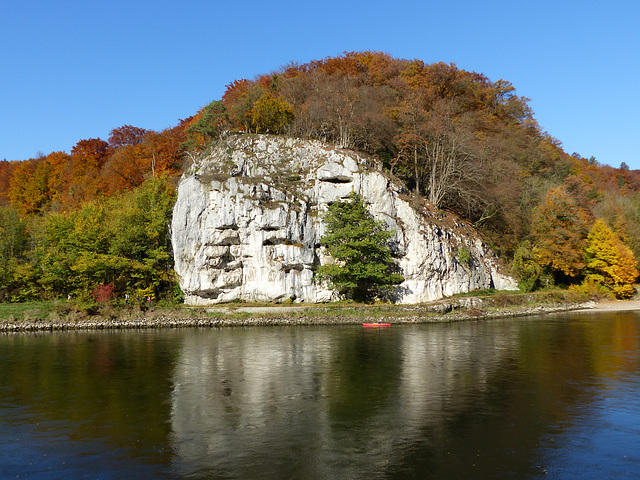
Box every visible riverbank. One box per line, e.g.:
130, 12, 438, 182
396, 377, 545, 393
575, 299, 640, 312
1, 291, 630, 333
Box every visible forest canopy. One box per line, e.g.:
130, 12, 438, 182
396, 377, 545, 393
1, 51, 639, 303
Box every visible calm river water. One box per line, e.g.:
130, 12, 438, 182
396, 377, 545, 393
1, 310, 639, 479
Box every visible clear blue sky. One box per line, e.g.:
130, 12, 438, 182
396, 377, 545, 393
2, 0, 639, 169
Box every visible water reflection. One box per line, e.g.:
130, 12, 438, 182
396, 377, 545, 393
0, 330, 177, 478
171, 328, 334, 479
169, 322, 528, 478
1, 312, 639, 479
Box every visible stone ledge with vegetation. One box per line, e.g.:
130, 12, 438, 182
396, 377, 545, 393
0, 290, 598, 333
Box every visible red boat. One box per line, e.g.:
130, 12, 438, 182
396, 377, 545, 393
362, 323, 391, 328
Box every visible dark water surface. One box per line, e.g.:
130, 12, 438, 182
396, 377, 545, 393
1, 311, 639, 479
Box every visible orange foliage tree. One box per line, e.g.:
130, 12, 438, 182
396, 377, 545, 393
108, 125, 148, 148
6, 152, 73, 215
0, 161, 20, 206
63, 138, 112, 207
531, 186, 591, 280
70, 138, 111, 175
8, 159, 49, 215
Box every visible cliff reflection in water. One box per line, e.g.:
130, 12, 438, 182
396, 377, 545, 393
169, 322, 522, 478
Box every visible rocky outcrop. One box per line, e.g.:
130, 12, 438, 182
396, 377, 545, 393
171, 134, 517, 305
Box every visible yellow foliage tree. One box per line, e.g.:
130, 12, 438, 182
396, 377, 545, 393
585, 219, 639, 298
248, 92, 294, 134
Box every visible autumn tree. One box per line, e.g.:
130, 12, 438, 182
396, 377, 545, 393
65, 138, 111, 206
223, 79, 265, 132
44, 151, 71, 207
584, 219, 638, 298
8, 160, 41, 215
142, 124, 187, 177
70, 138, 111, 175
108, 125, 148, 148
0, 160, 19, 205
103, 125, 150, 192
422, 99, 482, 210
316, 72, 359, 148
8, 157, 53, 215
248, 92, 294, 134
394, 87, 429, 191
101, 143, 147, 192
531, 186, 591, 281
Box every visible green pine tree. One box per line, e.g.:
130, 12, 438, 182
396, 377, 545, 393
182, 100, 229, 151
315, 192, 403, 302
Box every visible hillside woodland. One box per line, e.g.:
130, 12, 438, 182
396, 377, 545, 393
1, 51, 639, 305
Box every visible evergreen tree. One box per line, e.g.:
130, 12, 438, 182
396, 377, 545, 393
182, 100, 229, 151
315, 192, 403, 302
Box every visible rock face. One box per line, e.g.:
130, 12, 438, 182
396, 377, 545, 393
171, 134, 517, 305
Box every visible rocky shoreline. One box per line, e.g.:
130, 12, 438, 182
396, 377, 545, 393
0, 300, 601, 333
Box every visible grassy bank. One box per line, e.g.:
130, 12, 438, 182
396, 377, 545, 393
0, 290, 600, 332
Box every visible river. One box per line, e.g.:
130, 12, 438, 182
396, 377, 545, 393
1, 310, 639, 479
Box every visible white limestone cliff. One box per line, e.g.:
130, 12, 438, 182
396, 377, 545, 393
171, 134, 517, 305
